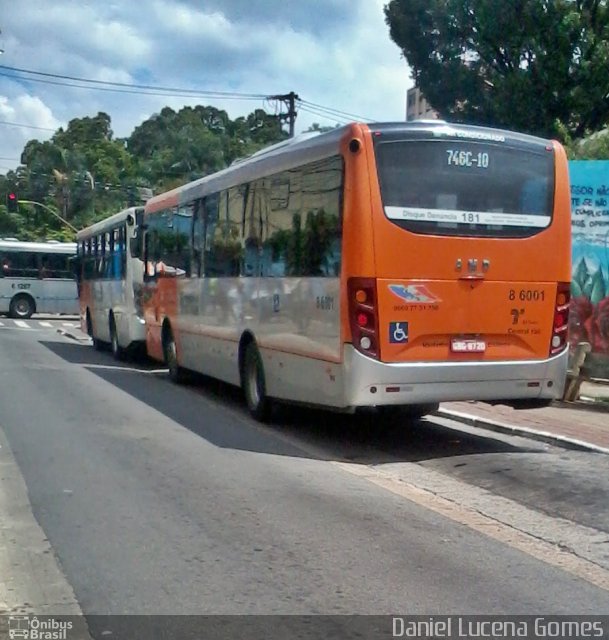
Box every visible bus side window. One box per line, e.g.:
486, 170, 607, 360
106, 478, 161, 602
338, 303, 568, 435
192, 199, 204, 277
144, 230, 158, 281
119, 226, 127, 279
39, 259, 50, 279
83, 241, 94, 279
202, 193, 222, 277
0, 253, 9, 277
40, 253, 71, 279
11, 251, 38, 278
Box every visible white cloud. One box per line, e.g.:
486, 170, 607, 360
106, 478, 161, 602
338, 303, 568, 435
0, 0, 412, 171
0, 95, 61, 165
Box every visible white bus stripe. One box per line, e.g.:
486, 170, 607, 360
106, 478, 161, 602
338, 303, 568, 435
14, 320, 29, 328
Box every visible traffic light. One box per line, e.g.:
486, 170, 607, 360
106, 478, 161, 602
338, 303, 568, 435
6, 192, 18, 213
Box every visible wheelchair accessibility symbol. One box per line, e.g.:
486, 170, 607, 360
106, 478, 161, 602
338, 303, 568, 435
389, 322, 409, 344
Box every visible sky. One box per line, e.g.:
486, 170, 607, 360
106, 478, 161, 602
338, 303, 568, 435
0, 0, 412, 174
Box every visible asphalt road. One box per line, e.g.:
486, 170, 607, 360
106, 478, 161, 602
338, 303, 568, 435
1, 318, 609, 632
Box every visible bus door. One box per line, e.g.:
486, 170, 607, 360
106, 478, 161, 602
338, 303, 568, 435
142, 220, 183, 361
142, 227, 164, 359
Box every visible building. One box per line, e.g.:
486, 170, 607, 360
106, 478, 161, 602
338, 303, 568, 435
406, 86, 439, 121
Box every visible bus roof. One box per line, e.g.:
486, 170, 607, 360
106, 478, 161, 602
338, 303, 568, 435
76, 206, 143, 241
143, 120, 555, 214
145, 124, 349, 214
368, 121, 553, 147
0, 239, 77, 253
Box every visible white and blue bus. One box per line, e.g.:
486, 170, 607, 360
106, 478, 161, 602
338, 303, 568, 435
76, 207, 146, 359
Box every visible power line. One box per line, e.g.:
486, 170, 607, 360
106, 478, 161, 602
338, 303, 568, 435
0, 64, 267, 100
0, 63, 373, 123
297, 104, 349, 125
0, 119, 56, 131
0, 71, 268, 102
299, 99, 371, 122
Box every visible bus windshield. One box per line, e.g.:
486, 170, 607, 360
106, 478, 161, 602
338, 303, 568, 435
375, 139, 555, 238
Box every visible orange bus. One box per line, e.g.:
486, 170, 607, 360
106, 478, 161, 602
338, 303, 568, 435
139, 121, 571, 421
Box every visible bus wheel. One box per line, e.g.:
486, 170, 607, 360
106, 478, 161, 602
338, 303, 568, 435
86, 311, 102, 350
242, 343, 271, 422
109, 316, 124, 361
9, 294, 35, 319
164, 330, 185, 383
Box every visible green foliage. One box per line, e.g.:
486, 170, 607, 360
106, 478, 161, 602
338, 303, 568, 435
128, 105, 286, 190
568, 128, 609, 159
304, 123, 340, 133
385, 0, 609, 139
0, 106, 288, 241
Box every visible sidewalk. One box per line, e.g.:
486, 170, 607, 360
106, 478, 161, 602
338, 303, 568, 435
439, 381, 609, 453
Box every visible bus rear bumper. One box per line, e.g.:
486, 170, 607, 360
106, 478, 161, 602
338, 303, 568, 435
343, 346, 568, 408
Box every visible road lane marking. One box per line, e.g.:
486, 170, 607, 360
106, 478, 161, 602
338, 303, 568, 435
86, 364, 168, 374
39, 322, 53, 328
13, 320, 30, 329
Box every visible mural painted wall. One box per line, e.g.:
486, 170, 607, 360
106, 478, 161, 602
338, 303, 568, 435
569, 161, 609, 378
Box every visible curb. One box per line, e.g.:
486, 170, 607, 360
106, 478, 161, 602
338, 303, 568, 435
435, 407, 609, 456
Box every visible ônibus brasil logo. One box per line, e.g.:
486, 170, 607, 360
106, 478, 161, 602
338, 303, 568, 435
8, 615, 73, 640
389, 284, 440, 304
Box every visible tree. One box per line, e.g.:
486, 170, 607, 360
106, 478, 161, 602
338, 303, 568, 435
565, 127, 609, 159
304, 123, 340, 133
2, 105, 289, 240
385, 0, 609, 139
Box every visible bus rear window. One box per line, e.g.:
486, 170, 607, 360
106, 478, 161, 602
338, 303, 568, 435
375, 140, 555, 237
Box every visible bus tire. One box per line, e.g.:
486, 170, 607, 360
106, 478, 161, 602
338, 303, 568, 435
109, 315, 125, 361
87, 311, 103, 351
164, 329, 185, 383
9, 294, 35, 319
242, 342, 272, 422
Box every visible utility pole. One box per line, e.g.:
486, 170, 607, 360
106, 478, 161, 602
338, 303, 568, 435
268, 92, 299, 137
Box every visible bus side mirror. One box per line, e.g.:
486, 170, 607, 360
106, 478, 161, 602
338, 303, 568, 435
69, 256, 82, 282
130, 230, 143, 259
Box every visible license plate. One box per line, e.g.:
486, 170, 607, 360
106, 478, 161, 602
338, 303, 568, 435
451, 339, 486, 353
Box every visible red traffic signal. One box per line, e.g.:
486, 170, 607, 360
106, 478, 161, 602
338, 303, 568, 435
6, 192, 18, 213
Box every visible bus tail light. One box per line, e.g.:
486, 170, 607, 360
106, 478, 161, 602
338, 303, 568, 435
550, 282, 570, 356
348, 278, 379, 359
